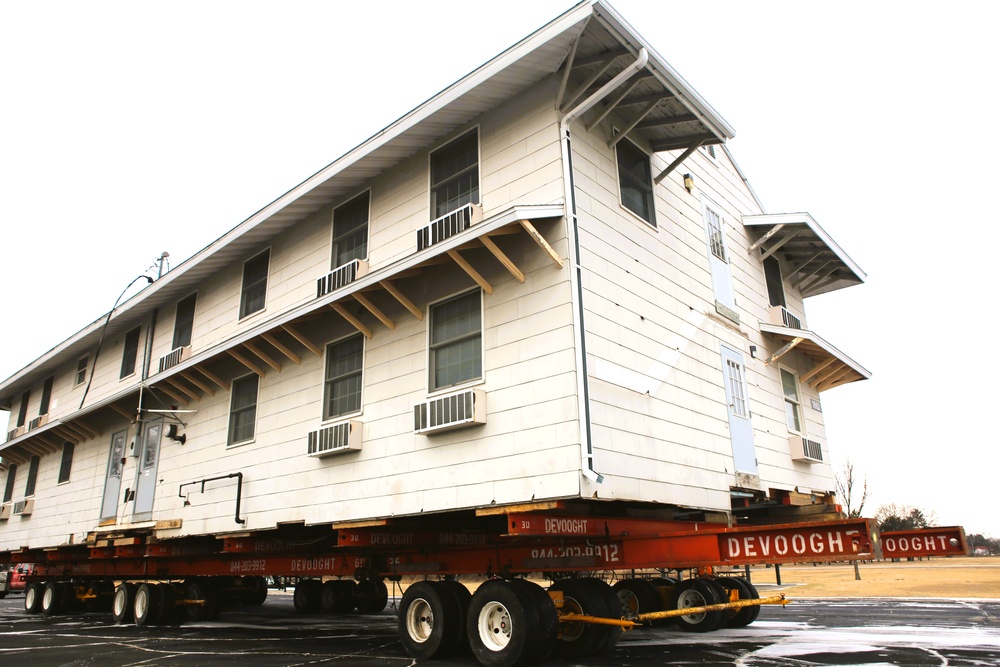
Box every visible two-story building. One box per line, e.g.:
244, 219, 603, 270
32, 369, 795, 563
0, 0, 868, 554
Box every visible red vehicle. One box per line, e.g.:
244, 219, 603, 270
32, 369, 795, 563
0, 563, 34, 597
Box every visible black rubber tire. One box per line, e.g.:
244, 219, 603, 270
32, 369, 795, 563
355, 579, 389, 613
59, 582, 79, 612
613, 578, 662, 618
714, 577, 753, 627
184, 579, 218, 622
113, 583, 135, 623
467, 579, 546, 667
321, 579, 356, 614
24, 582, 43, 614
667, 579, 725, 633
247, 576, 268, 605
293, 579, 322, 613
398, 581, 464, 659
134, 583, 163, 626
439, 580, 473, 655
549, 578, 616, 657
155, 584, 180, 624
41, 581, 63, 616
506, 579, 558, 663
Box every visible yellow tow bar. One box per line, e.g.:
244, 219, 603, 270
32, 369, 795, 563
557, 594, 788, 630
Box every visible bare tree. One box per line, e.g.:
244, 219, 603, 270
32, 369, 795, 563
835, 458, 868, 518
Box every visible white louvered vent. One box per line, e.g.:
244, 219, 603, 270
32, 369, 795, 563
158, 346, 191, 373
789, 435, 824, 463
12, 498, 34, 516
28, 415, 48, 431
767, 305, 803, 329
307, 420, 363, 457
416, 204, 483, 251
316, 259, 369, 299
414, 389, 486, 434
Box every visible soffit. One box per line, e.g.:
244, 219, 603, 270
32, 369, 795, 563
760, 323, 871, 392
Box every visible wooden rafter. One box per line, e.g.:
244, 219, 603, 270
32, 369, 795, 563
353, 293, 395, 330
447, 250, 493, 294
560, 54, 619, 113
1, 449, 26, 465
380, 280, 423, 320
33, 435, 61, 453
586, 78, 644, 132
764, 337, 804, 366
72, 419, 100, 439
330, 303, 373, 339
180, 371, 216, 396
165, 378, 200, 402
282, 324, 322, 357
109, 403, 137, 422
228, 349, 266, 377
20, 441, 48, 457
57, 423, 89, 441
519, 220, 563, 268
261, 333, 301, 365
653, 142, 702, 184
50, 426, 79, 444
747, 224, 785, 254
244, 342, 282, 373
800, 356, 836, 383
153, 385, 189, 406
607, 99, 659, 149
480, 235, 524, 283
194, 365, 229, 391
758, 231, 801, 261
815, 365, 855, 392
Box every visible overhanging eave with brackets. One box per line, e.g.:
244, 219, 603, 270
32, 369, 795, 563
743, 213, 866, 298
760, 323, 871, 392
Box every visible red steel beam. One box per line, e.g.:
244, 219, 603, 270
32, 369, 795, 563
880, 526, 967, 559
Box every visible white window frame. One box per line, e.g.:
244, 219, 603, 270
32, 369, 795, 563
322, 333, 365, 423
74, 356, 88, 387
239, 248, 271, 321
427, 289, 484, 395
331, 190, 370, 269
429, 128, 480, 221
614, 136, 657, 227
779, 366, 804, 435
227, 373, 260, 447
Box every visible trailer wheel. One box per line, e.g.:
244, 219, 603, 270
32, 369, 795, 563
247, 576, 268, 605
549, 579, 618, 657
355, 579, 388, 613
24, 582, 42, 614
613, 578, 662, 618
667, 579, 724, 633
439, 580, 473, 655
506, 579, 558, 662
113, 583, 136, 623
321, 579, 356, 614
184, 579, 220, 622
41, 581, 63, 616
293, 579, 322, 613
467, 580, 532, 667
398, 581, 465, 659
717, 577, 760, 627
134, 583, 163, 626
155, 584, 180, 625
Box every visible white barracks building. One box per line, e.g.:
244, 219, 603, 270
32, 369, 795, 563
0, 1, 869, 552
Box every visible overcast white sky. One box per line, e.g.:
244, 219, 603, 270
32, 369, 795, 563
1, 1, 997, 537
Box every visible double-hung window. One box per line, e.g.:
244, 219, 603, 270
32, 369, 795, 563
430, 129, 479, 219
120, 326, 141, 379
616, 138, 656, 226
429, 290, 482, 391
228, 374, 259, 445
173, 293, 197, 349
16, 390, 29, 428
75, 356, 88, 386
781, 368, 802, 434
24, 455, 40, 497
2, 464, 16, 503
332, 192, 369, 268
323, 335, 363, 420
58, 442, 75, 483
763, 256, 786, 308
39, 376, 53, 416
240, 250, 270, 319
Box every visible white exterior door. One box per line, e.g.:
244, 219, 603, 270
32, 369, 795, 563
703, 200, 736, 310
132, 419, 162, 520
100, 429, 128, 521
721, 345, 758, 479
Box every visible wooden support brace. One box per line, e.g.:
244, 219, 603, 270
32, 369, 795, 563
330, 303, 373, 339
447, 250, 493, 294
800, 356, 836, 383
153, 385, 190, 406
228, 349, 266, 377
764, 337, 803, 366
165, 377, 200, 401
180, 371, 216, 396
281, 324, 323, 357
261, 333, 301, 365
109, 404, 137, 422
353, 293, 395, 330
653, 142, 702, 184
194, 365, 229, 391
380, 280, 423, 320
54, 423, 85, 442
519, 220, 563, 268
480, 235, 525, 283
244, 342, 282, 373
746, 224, 786, 254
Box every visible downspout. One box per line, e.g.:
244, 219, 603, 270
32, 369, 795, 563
559, 47, 648, 484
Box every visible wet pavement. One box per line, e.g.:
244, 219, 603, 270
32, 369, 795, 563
1, 590, 998, 666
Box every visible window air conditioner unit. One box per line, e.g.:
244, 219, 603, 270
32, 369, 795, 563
0, 503, 10, 520
28, 414, 48, 431
6, 426, 25, 442
416, 203, 483, 251
12, 498, 34, 516
316, 259, 370, 299
158, 346, 191, 372
414, 389, 486, 434
789, 435, 824, 463
766, 305, 803, 330
307, 420, 363, 457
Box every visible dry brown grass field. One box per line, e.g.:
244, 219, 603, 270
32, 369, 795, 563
747, 556, 1000, 598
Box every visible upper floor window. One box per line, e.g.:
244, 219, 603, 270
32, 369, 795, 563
763, 256, 786, 308
173, 293, 197, 349
780, 368, 802, 434
429, 290, 482, 391
228, 373, 259, 445
16, 390, 30, 428
58, 441, 75, 484
24, 455, 40, 497
2, 464, 16, 503
705, 206, 726, 262
323, 334, 364, 421
616, 138, 656, 226
431, 129, 479, 219
332, 192, 369, 268
75, 356, 88, 386
240, 249, 270, 319
39, 376, 53, 416
120, 326, 141, 379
